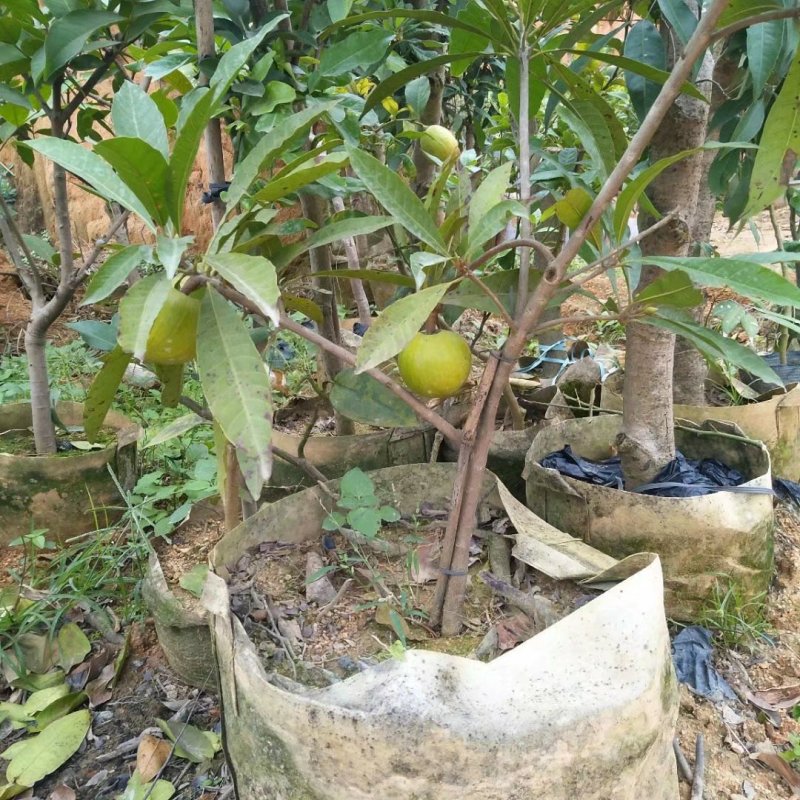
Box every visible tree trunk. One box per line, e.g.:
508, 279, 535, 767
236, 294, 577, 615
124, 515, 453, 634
620, 16, 713, 485
25, 319, 56, 454
300, 192, 355, 435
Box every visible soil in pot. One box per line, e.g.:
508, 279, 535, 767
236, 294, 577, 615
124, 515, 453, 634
0, 427, 117, 456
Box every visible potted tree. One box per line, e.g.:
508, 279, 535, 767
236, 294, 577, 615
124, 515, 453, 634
0, 2, 191, 544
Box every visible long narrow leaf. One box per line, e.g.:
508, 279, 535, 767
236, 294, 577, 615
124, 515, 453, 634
205, 253, 280, 324
83, 346, 131, 442
27, 138, 156, 231
81, 244, 150, 306
197, 288, 273, 499
348, 148, 448, 254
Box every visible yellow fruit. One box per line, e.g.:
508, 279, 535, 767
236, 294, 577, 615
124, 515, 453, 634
397, 330, 471, 398
144, 287, 201, 365
420, 125, 460, 162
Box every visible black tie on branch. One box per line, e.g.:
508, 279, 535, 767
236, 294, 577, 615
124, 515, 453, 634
201, 182, 230, 204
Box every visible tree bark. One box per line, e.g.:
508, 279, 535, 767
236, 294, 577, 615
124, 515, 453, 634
299, 192, 355, 435
620, 15, 713, 484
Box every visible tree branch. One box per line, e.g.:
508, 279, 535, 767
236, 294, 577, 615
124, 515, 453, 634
62, 48, 119, 121
467, 237, 555, 275
712, 8, 800, 43
0, 192, 44, 304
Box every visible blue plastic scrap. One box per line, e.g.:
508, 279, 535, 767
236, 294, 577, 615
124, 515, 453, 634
672, 626, 737, 701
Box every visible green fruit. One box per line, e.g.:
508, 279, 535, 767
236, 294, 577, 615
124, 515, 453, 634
397, 331, 472, 398
420, 125, 460, 162
143, 287, 200, 365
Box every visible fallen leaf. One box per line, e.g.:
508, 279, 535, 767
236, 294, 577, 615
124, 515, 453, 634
374, 604, 429, 642
752, 752, 800, 796
495, 613, 535, 650
747, 685, 800, 712
1, 709, 90, 787
56, 625, 91, 672
31, 692, 88, 733
156, 719, 220, 763
86, 664, 116, 708
408, 537, 440, 584
116, 770, 175, 800
47, 784, 76, 800
136, 735, 171, 783
178, 565, 209, 599
0, 784, 28, 799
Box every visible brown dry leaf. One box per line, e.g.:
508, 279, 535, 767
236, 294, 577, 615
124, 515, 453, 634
747, 685, 800, 712
86, 663, 115, 708
495, 614, 535, 651
409, 537, 440, 584
752, 752, 800, 796
137, 734, 171, 783
47, 785, 76, 800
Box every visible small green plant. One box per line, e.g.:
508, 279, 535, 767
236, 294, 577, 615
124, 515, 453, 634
698, 578, 770, 649
792, 705, 800, 721
781, 734, 800, 767
322, 468, 400, 538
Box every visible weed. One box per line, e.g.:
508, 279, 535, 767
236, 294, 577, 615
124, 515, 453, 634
781, 734, 800, 767
698, 578, 771, 650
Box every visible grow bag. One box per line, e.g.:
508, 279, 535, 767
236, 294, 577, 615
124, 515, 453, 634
194, 461, 677, 799
0, 402, 139, 545
603, 381, 800, 481
524, 415, 774, 620
203, 560, 676, 799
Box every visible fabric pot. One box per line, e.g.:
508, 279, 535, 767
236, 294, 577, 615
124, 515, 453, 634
524, 415, 774, 620
603, 382, 800, 481
0, 402, 139, 545
194, 463, 677, 799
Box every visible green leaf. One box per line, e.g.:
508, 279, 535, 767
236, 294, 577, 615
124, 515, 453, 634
0, 783, 28, 799
112, 82, 169, 158
205, 253, 280, 325
623, 20, 666, 122
210, 22, 282, 102
319, 29, 394, 77
81, 245, 150, 306
56, 623, 90, 671
44, 10, 121, 76
309, 269, 414, 288
2, 709, 90, 786
94, 137, 170, 226
718, 0, 782, 28
330, 369, 418, 427
747, 18, 784, 96
742, 49, 800, 219
324, 8, 494, 41
26, 138, 156, 231
646, 311, 782, 387
408, 252, 448, 290
449, 1, 491, 77
327, 0, 353, 23
340, 467, 375, 499
443, 268, 533, 316
197, 287, 273, 500
156, 235, 193, 280
156, 719, 220, 763
348, 506, 382, 538
117, 770, 175, 800
656, 0, 697, 47
635, 269, 703, 308
362, 52, 483, 116
634, 256, 800, 307
251, 152, 348, 204
30, 691, 87, 733
379, 506, 400, 522
166, 88, 216, 230
465, 199, 525, 260
145, 413, 207, 448
468, 162, 513, 243
179, 565, 209, 598
224, 103, 337, 211
118, 274, 171, 362
348, 148, 447, 255
355, 283, 452, 373
405, 76, 430, 117
66, 319, 118, 352
83, 346, 132, 442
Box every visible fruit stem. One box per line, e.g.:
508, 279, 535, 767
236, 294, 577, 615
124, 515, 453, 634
423, 308, 439, 334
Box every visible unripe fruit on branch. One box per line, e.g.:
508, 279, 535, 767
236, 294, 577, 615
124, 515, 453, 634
143, 287, 201, 365
420, 125, 460, 162
397, 330, 471, 398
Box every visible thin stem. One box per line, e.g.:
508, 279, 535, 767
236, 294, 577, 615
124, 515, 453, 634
331, 194, 371, 326
72, 210, 131, 287
468, 237, 554, 276
515, 41, 532, 319
457, 264, 514, 326
0, 194, 43, 305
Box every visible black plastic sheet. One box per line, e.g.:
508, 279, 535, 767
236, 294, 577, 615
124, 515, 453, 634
672, 626, 736, 701
539, 446, 745, 497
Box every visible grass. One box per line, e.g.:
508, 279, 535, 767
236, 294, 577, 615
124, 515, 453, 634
698, 577, 771, 650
